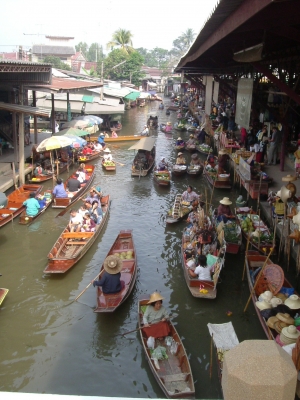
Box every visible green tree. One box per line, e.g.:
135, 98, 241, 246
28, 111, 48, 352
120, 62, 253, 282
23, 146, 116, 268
87, 43, 105, 62
107, 29, 134, 54
75, 42, 88, 58
181, 28, 196, 48
43, 56, 71, 70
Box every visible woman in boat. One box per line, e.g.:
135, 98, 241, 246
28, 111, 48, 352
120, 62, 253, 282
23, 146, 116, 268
158, 157, 168, 171
90, 200, 103, 224
176, 152, 186, 165
176, 137, 185, 146
52, 178, 68, 199
103, 148, 113, 161
188, 254, 213, 281
81, 212, 96, 232
142, 292, 170, 338
190, 153, 201, 166
217, 197, 233, 222
93, 255, 124, 294
111, 130, 118, 138
23, 192, 40, 217
33, 163, 51, 177
186, 134, 196, 146
75, 167, 88, 184
181, 185, 199, 204
165, 122, 172, 132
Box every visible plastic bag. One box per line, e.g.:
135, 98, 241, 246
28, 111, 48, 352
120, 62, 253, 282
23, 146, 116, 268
151, 346, 168, 360
170, 340, 179, 355
147, 336, 155, 350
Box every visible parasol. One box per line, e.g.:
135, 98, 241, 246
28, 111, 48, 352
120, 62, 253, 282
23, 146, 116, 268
36, 136, 73, 152
63, 134, 87, 148
73, 115, 103, 125
222, 340, 297, 400
53, 127, 89, 137
61, 120, 90, 129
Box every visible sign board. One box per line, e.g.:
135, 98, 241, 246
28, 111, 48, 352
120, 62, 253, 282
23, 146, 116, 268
239, 157, 251, 181
205, 76, 213, 116
235, 78, 253, 129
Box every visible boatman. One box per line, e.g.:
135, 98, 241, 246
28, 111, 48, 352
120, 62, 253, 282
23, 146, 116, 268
23, 192, 40, 217
142, 292, 170, 338
93, 255, 124, 294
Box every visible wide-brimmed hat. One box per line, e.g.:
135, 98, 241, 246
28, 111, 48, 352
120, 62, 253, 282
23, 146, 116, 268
255, 300, 272, 311
271, 297, 283, 307
167, 122, 172, 126
178, 136, 182, 140
103, 255, 123, 274
99, 133, 105, 137
267, 316, 279, 329
276, 293, 287, 302
104, 148, 111, 153
220, 197, 232, 205
259, 290, 273, 302
178, 152, 183, 156
276, 313, 294, 325
281, 325, 300, 340
282, 174, 297, 182
147, 292, 164, 304
285, 295, 300, 309
189, 134, 194, 138
273, 320, 289, 334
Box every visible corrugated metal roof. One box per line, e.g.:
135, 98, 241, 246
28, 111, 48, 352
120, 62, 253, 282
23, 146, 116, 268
0, 102, 50, 116
32, 45, 75, 56
0, 60, 51, 66
26, 77, 102, 93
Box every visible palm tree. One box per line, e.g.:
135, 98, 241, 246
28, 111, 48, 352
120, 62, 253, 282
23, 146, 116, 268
107, 29, 134, 54
180, 28, 196, 48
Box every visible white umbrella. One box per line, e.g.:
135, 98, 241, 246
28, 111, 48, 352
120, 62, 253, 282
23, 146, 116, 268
36, 136, 73, 152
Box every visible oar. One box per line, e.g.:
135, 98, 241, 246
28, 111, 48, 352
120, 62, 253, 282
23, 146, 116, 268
56, 195, 85, 218
114, 161, 125, 166
243, 247, 274, 313
72, 269, 104, 303
117, 317, 173, 337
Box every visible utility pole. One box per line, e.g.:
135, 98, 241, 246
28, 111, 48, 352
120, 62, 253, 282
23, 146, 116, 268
100, 62, 104, 101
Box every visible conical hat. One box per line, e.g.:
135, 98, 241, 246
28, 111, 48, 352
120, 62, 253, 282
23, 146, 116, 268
147, 292, 164, 304
103, 255, 123, 274
282, 174, 297, 182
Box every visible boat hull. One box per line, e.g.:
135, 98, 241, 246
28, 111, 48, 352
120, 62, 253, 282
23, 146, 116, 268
203, 169, 231, 189
0, 288, 9, 305
153, 170, 171, 186
78, 151, 102, 163
102, 160, 116, 171
19, 189, 53, 225
89, 135, 143, 142
187, 165, 203, 176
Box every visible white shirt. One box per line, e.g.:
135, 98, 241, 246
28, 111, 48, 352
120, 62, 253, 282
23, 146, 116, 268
70, 213, 83, 225
103, 153, 113, 161
76, 171, 86, 183
194, 265, 212, 281
142, 127, 149, 136
94, 143, 102, 151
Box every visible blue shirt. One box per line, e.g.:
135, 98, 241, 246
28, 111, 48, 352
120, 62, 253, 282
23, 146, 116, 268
53, 184, 67, 198
23, 198, 40, 216
94, 272, 121, 294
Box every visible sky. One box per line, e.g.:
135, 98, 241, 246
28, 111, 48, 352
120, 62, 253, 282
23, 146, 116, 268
0, 0, 219, 53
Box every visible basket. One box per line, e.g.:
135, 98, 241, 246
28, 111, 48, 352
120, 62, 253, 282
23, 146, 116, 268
218, 174, 230, 181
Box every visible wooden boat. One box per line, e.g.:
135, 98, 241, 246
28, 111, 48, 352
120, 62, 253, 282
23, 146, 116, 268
0, 288, 9, 306
28, 159, 73, 183
167, 106, 179, 111
166, 194, 192, 224
207, 322, 239, 384
102, 159, 116, 171
185, 145, 197, 153
110, 124, 122, 132
187, 164, 204, 177
171, 164, 187, 176
203, 167, 231, 189
138, 298, 195, 399
52, 165, 95, 209
174, 124, 186, 132
0, 184, 43, 228
196, 144, 213, 155
78, 150, 102, 163
153, 169, 171, 186
44, 195, 110, 274
94, 230, 137, 312
160, 124, 172, 134
236, 209, 275, 253
211, 210, 242, 254
89, 135, 143, 142
130, 137, 156, 177
175, 144, 185, 151
19, 189, 53, 225
245, 251, 295, 340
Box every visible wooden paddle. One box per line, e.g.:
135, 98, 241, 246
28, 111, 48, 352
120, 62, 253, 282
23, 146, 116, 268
72, 269, 105, 303
114, 161, 125, 166
56, 195, 84, 218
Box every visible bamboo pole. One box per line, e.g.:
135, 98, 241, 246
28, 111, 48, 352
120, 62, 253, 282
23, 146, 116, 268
242, 229, 251, 281
209, 334, 213, 379
243, 248, 274, 313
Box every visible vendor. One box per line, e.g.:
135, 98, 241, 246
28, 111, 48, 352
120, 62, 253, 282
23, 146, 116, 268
176, 136, 185, 146
158, 157, 168, 171
142, 292, 170, 338
165, 122, 172, 132
217, 197, 233, 222
176, 152, 186, 165
190, 153, 201, 166
181, 185, 199, 203
33, 163, 51, 177
217, 150, 229, 171
186, 134, 196, 146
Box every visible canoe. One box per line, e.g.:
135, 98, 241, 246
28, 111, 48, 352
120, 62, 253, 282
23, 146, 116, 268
138, 298, 195, 399
44, 195, 110, 274
175, 144, 185, 151
102, 159, 116, 171
166, 194, 192, 224
28, 159, 73, 183
181, 233, 223, 299
207, 322, 239, 384
203, 168, 231, 189
94, 230, 137, 312
167, 106, 179, 111
89, 135, 144, 142
187, 164, 204, 177
195, 145, 213, 155
153, 169, 171, 186
171, 164, 187, 176
212, 211, 242, 254
78, 151, 102, 163
185, 145, 197, 153
245, 251, 296, 340
0, 288, 9, 306
52, 164, 95, 209
19, 189, 53, 225
236, 209, 275, 253
160, 124, 172, 134
0, 184, 43, 228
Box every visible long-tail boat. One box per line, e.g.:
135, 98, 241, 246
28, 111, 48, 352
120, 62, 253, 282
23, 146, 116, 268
0, 184, 42, 228
211, 211, 242, 254
78, 151, 102, 163
52, 164, 95, 209
130, 137, 156, 177
0, 288, 9, 306
19, 189, 52, 225
166, 194, 192, 224
89, 135, 144, 142
138, 298, 195, 399
28, 159, 73, 183
44, 195, 110, 274
153, 169, 171, 186
94, 230, 137, 312
245, 250, 294, 340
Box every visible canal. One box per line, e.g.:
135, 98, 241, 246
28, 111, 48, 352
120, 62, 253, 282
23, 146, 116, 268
0, 99, 266, 399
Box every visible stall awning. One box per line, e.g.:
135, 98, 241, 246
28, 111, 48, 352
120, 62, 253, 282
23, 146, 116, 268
85, 102, 125, 115
124, 91, 140, 101
128, 137, 156, 151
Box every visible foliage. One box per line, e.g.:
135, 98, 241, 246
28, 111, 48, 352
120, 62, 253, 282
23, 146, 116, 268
43, 56, 71, 70
170, 29, 196, 60
107, 29, 134, 54
87, 43, 105, 62
75, 42, 88, 58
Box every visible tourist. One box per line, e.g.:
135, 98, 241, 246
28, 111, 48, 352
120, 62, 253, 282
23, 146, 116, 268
188, 255, 213, 281
33, 163, 51, 177
93, 255, 124, 294
52, 178, 67, 198
84, 189, 100, 205
90, 200, 103, 224
81, 212, 96, 232
75, 167, 88, 183
94, 142, 102, 151
67, 176, 81, 193
142, 292, 170, 338
23, 192, 40, 217
68, 209, 83, 233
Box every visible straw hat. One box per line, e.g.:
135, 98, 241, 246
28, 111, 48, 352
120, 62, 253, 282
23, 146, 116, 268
282, 174, 297, 182
178, 152, 183, 156
103, 255, 123, 274
189, 134, 194, 138
276, 313, 294, 325
220, 197, 232, 205
178, 136, 182, 140
276, 293, 287, 302
267, 316, 279, 329
219, 149, 227, 156
104, 148, 111, 153
274, 320, 289, 334
147, 292, 164, 304
270, 297, 283, 307
276, 186, 291, 203
255, 300, 272, 310
281, 325, 300, 340
99, 133, 105, 137
285, 295, 300, 309
259, 290, 273, 302
167, 122, 172, 126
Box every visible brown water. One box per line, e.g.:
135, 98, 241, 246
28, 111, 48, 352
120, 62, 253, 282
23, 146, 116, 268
0, 99, 266, 399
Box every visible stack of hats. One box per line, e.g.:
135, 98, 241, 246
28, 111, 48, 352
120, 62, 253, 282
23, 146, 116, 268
280, 325, 300, 345
267, 313, 295, 334
256, 290, 287, 311
284, 294, 300, 310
